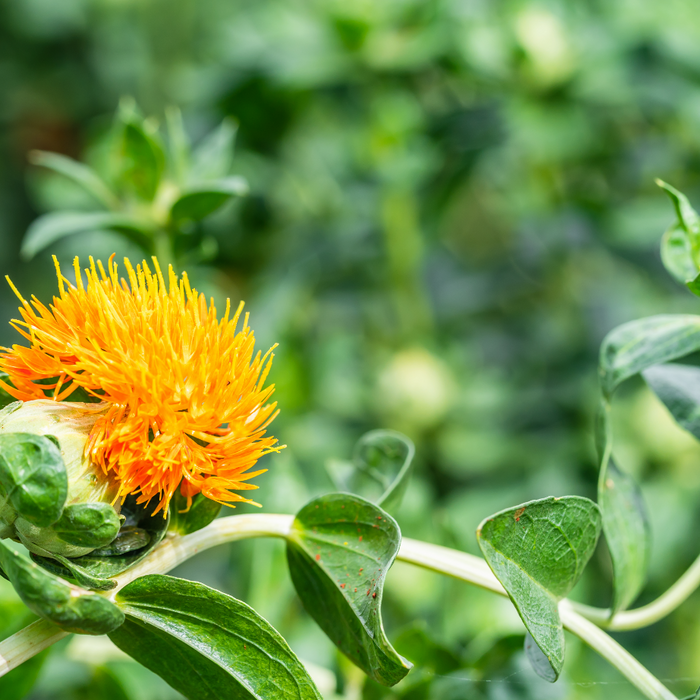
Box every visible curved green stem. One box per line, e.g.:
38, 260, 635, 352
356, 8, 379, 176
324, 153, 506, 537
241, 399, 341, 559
571, 550, 700, 631
398, 539, 677, 700
0, 514, 681, 700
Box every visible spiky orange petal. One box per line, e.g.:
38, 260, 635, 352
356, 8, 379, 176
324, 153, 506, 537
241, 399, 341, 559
0, 255, 282, 514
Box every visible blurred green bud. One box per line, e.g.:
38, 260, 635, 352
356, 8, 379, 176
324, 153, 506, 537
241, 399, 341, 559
377, 348, 454, 430
0, 400, 121, 558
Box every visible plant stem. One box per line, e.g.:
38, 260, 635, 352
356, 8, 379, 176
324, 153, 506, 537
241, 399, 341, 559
558, 602, 677, 700
0, 514, 681, 699
398, 539, 677, 700
0, 619, 67, 676
571, 550, 700, 631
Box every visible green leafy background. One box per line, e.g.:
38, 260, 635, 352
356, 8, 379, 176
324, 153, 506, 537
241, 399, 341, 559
3, 0, 700, 698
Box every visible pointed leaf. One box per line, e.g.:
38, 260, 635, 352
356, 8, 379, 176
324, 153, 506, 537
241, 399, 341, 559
190, 118, 238, 182
169, 492, 221, 535
599, 315, 700, 399
477, 496, 602, 682
170, 176, 248, 224
0, 540, 124, 634
326, 430, 415, 513
116, 115, 165, 201
30, 549, 117, 591
596, 316, 700, 613
29, 150, 119, 210
21, 211, 154, 260
657, 179, 700, 287
598, 460, 650, 614
287, 493, 411, 686
110, 574, 322, 700
0, 433, 67, 527
661, 223, 698, 286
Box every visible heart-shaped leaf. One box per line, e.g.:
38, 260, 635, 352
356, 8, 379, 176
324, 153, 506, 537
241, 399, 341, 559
286, 493, 411, 686
0, 433, 67, 528
477, 496, 602, 682
109, 574, 321, 700
0, 540, 124, 635
326, 430, 415, 513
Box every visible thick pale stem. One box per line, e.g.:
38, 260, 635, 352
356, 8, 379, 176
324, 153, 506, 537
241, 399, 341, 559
0, 619, 68, 676
0, 514, 680, 700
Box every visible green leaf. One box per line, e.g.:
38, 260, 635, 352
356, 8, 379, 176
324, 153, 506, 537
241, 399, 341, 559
109, 574, 322, 700
477, 496, 602, 682
52, 503, 121, 548
190, 117, 238, 182
326, 430, 415, 513
286, 493, 411, 686
524, 631, 557, 683
91, 526, 151, 555
0, 433, 67, 527
596, 315, 700, 614
0, 540, 124, 634
643, 363, 700, 439
32, 495, 168, 587
117, 113, 166, 201
598, 459, 650, 614
599, 315, 700, 399
170, 176, 249, 224
661, 223, 698, 286
21, 211, 154, 260
30, 549, 117, 591
657, 179, 700, 286
169, 492, 221, 535
28, 150, 119, 210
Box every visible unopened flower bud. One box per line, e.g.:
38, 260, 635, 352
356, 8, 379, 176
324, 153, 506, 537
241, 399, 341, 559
0, 400, 121, 557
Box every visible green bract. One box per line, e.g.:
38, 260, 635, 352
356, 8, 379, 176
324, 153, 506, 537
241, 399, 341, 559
0, 400, 121, 559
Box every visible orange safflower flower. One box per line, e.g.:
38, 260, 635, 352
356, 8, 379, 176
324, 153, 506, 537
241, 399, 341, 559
0, 256, 281, 515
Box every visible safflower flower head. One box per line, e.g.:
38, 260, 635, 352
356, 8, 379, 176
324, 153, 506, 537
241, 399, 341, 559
0, 255, 281, 515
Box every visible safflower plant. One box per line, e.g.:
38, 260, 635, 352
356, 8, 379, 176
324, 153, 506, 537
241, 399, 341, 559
3, 108, 700, 700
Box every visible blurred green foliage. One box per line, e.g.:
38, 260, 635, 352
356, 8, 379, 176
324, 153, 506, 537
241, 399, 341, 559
4, 0, 700, 697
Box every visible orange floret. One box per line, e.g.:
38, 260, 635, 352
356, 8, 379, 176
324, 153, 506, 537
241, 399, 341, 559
0, 255, 281, 514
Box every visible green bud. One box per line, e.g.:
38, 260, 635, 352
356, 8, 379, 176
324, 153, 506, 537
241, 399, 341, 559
0, 400, 122, 558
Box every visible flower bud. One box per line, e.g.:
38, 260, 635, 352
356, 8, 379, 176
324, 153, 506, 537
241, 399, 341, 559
0, 400, 121, 558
